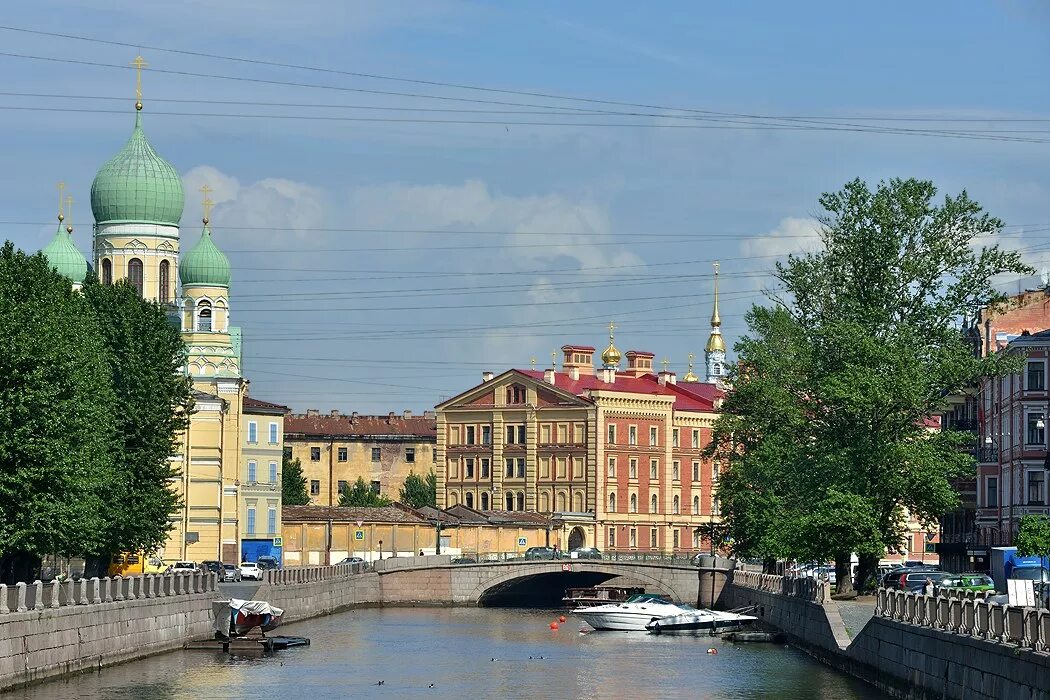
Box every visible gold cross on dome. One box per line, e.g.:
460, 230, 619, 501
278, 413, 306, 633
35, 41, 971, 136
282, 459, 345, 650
65, 196, 73, 232
200, 184, 214, 223
56, 181, 65, 221
130, 55, 148, 106
551, 350, 557, 368
530, 356, 537, 370
661, 358, 670, 372
688, 352, 695, 368
608, 320, 617, 338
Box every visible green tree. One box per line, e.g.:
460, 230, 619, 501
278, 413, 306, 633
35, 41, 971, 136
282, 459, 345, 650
0, 243, 118, 583
399, 471, 437, 508
339, 476, 392, 507
1016, 515, 1050, 561
282, 456, 310, 506
710, 179, 1031, 594
81, 280, 193, 576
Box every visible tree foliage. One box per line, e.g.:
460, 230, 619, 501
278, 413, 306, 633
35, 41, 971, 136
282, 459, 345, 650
399, 471, 437, 509
709, 178, 1032, 593
281, 456, 310, 506
339, 476, 392, 507
1015, 515, 1050, 559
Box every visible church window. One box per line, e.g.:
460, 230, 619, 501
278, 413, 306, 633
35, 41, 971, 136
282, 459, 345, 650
197, 301, 212, 332
465, 492, 474, 509
481, 492, 490, 510
101, 258, 112, 285
693, 495, 700, 513
127, 258, 143, 297
158, 260, 170, 303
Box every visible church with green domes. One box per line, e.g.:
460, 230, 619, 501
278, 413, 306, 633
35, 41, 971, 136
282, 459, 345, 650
40, 70, 286, 567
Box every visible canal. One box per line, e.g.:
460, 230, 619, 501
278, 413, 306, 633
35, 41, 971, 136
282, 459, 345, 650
9, 608, 887, 699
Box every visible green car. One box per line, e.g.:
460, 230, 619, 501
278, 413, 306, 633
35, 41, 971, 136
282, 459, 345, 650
940, 573, 995, 592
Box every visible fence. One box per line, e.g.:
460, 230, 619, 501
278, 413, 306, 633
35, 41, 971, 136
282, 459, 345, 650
731, 570, 831, 603
876, 587, 1050, 651
263, 562, 367, 585
0, 571, 217, 615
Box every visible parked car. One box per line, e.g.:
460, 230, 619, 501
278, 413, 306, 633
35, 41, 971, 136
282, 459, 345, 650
895, 570, 952, 592
524, 546, 559, 561
257, 555, 280, 570
939, 573, 995, 592
239, 562, 263, 581
338, 556, 365, 565
171, 561, 197, 574
881, 566, 939, 589
569, 547, 602, 560
201, 560, 222, 577
451, 556, 477, 565
221, 564, 242, 582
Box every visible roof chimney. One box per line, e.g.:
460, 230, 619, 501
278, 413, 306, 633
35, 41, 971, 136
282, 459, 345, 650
388, 411, 396, 421
351, 411, 359, 422
600, 367, 616, 384
561, 345, 595, 376
543, 368, 556, 384
659, 371, 676, 386
330, 409, 340, 417
625, 351, 655, 378
568, 366, 580, 381
482, 371, 494, 382
423, 410, 436, 419
403, 409, 413, 419
306, 409, 319, 417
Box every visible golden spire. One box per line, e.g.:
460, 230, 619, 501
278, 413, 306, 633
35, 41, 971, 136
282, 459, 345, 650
65, 195, 73, 234
56, 182, 65, 222
711, 261, 721, 328
131, 55, 148, 111
683, 352, 699, 382
601, 320, 622, 368
200, 184, 214, 224
706, 261, 726, 354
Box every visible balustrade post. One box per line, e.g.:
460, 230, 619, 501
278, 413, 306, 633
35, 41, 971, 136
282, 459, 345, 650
113, 576, 124, 602
1005, 607, 1025, 645
174, 573, 182, 596
989, 604, 1006, 642
1035, 610, 1050, 652
90, 577, 102, 604
975, 600, 989, 638
62, 579, 74, 606
127, 576, 137, 601
50, 579, 60, 608
0, 583, 7, 614
961, 599, 976, 635
15, 582, 27, 612
1022, 608, 1038, 649
33, 580, 44, 611
77, 577, 87, 604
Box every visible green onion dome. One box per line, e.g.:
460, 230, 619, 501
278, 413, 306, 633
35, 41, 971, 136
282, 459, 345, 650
41, 224, 89, 284
180, 226, 231, 287
90, 112, 184, 226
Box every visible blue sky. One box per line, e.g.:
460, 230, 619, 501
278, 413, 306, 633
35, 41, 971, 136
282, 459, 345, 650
3, 1, 1050, 412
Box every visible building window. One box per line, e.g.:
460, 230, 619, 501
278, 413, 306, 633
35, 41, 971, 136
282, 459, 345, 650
650, 426, 658, 446
650, 460, 658, 480
986, 477, 998, 508
506, 384, 526, 404
506, 493, 515, 511
506, 425, 526, 444
466, 426, 476, 445
481, 492, 490, 510
158, 260, 170, 303
673, 495, 680, 514
712, 495, 719, 516
269, 461, 277, 483
372, 447, 382, 461
127, 258, 143, 297
1027, 413, 1045, 446
673, 529, 680, 550
246, 507, 256, 535
630, 493, 637, 513
1028, 471, 1045, 505
629, 458, 637, 479
406, 447, 416, 463
101, 258, 112, 285
481, 458, 490, 478
338, 480, 348, 494
310, 480, 320, 496
557, 492, 567, 511
712, 463, 720, 483
608, 527, 616, 548
558, 424, 568, 444
608, 425, 616, 444
608, 492, 617, 511
607, 457, 616, 478
574, 492, 583, 512
692, 461, 700, 482
370, 480, 380, 494
269, 423, 279, 445
629, 528, 637, 547
692, 495, 700, 514
465, 458, 475, 479
672, 429, 679, 447
628, 426, 637, 446
672, 461, 680, 481
692, 430, 699, 449
650, 527, 658, 548
516, 458, 526, 478
267, 507, 277, 535
651, 494, 658, 513
465, 492, 474, 508
1029, 362, 1046, 391
337, 447, 347, 462
196, 301, 212, 332
248, 421, 258, 444
247, 461, 257, 482
505, 458, 515, 478
310, 447, 321, 461
482, 425, 491, 444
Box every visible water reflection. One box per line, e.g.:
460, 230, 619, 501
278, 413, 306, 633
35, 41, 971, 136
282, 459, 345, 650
11, 608, 887, 699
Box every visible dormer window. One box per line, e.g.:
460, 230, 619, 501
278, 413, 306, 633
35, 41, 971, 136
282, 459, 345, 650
197, 300, 213, 332
506, 384, 526, 405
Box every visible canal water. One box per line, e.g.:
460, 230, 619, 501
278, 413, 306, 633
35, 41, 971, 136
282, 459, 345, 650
10, 608, 887, 699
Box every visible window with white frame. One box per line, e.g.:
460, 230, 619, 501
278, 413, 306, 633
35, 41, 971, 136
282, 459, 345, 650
672, 428, 679, 447
607, 456, 616, 478
247, 421, 258, 444
608, 492, 617, 512
692, 461, 700, 482
692, 429, 699, 449
246, 506, 256, 535
650, 460, 658, 480
672, 461, 680, 481
629, 458, 637, 479
1027, 412, 1045, 445
629, 426, 637, 445
651, 493, 658, 513
268, 461, 277, 483
267, 506, 277, 534
247, 460, 256, 482
269, 422, 278, 445
608, 424, 616, 444
630, 493, 637, 513
650, 426, 658, 446
673, 495, 680, 514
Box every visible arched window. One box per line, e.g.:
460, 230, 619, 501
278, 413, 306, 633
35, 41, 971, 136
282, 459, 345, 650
127, 258, 143, 297
449, 492, 459, 506
608, 492, 616, 512
506, 493, 514, 511
517, 492, 525, 511
673, 495, 680, 514
197, 301, 213, 332
557, 492, 567, 512
465, 492, 474, 509
158, 260, 170, 303
573, 492, 583, 512
101, 258, 112, 285
692, 495, 700, 514
651, 494, 658, 513
481, 492, 490, 511
539, 492, 548, 512
630, 493, 637, 513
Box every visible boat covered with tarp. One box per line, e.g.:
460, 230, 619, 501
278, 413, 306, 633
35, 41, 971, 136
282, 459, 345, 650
213, 598, 284, 639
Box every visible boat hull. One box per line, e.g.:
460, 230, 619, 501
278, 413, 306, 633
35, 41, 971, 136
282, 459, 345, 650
575, 610, 670, 631
646, 612, 757, 634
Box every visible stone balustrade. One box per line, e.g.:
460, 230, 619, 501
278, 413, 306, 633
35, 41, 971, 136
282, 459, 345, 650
263, 562, 364, 585
0, 571, 217, 616
875, 587, 1050, 651
731, 570, 831, 603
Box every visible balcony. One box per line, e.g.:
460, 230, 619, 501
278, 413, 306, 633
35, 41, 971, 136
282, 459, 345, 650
1021, 505, 1050, 516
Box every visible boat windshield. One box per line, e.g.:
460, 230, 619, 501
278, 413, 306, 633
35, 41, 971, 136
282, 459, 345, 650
624, 594, 671, 604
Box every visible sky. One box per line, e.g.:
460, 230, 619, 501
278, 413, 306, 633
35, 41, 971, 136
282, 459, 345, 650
3, 1, 1050, 413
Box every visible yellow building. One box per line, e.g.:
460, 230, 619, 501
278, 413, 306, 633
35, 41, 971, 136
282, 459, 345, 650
240, 397, 291, 562
284, 410, 437, 505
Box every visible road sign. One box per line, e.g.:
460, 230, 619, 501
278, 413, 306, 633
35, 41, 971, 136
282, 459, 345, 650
354, 530, 365, 541
517, 537, 527, 546
561, 563, 572, 572
356, 520, 364, 528
272, 537, 283, 547
1008, 578, 1036, 607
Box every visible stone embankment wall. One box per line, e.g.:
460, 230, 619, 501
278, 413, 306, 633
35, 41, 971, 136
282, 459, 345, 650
0, 572, 219, 692
725, 572, 1050, 700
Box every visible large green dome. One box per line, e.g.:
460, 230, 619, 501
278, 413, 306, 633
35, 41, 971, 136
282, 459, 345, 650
41, 226, 89, 283
90, 112, 184, 226
180, 227, 231, 287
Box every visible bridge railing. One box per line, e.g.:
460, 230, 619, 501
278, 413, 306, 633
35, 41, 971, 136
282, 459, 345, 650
730, 570, 830, 603
450, 551, 699, 565
0, 572, 218, 615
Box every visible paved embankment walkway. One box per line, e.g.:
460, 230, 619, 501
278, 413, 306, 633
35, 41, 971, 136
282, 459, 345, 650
835, 596, 876, 639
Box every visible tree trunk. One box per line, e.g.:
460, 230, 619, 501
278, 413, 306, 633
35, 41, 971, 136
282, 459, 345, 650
834, 554, 855, 596
854, 552, 879, 592
0, 551, 40, 585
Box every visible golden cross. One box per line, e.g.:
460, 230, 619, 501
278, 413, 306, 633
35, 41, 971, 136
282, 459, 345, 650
530, 356, 537, 370
551, 350, 557, 369
130, 55, 148, 107
65, 196, 73, 232
688, 352, 695, 368
661, 358, 670, 372
608, 320, 617, 340
713, 260, 720, 275
200, 184, 214, 223
56, 182, 65, 221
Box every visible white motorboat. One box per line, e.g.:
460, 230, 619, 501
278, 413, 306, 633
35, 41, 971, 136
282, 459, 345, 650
573, 593, 686, 631
646, 608, 758, 634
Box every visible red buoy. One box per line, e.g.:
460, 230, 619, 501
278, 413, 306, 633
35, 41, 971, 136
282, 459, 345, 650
707, 648, 718, 655
549, 622, 560, 630
559, 615, 567, 623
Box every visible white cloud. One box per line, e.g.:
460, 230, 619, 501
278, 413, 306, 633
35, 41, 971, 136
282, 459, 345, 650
738, 216, 822, 260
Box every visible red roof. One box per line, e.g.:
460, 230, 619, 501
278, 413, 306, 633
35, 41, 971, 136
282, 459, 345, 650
625, 350, 655, 358
516, 369, 719, 412
561, 344, 596, 352
285, 413, 436, 439
243, 396, 290, 414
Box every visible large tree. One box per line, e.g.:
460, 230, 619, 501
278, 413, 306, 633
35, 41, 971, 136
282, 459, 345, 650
81, 280, 193, 576
339, 476, 392, 507
710, 178, 1031, 594
0, 244, 118, 583
282, 456, 310, 506
399, 471, 437, 509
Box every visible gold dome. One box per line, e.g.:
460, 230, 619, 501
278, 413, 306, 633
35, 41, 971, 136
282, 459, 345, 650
706, 329, 726, 353
601, 321, 621, 367
683, 353, 700, 382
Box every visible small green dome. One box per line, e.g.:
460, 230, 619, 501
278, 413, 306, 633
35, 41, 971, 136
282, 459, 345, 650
41, 226, 89, 283
180, 226, 231, 287
90, 112, 184, 226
